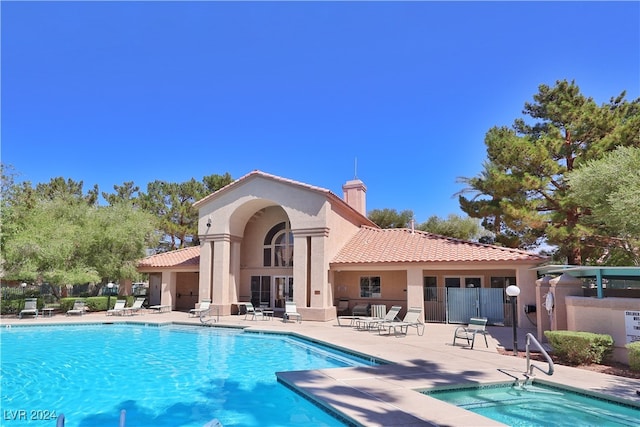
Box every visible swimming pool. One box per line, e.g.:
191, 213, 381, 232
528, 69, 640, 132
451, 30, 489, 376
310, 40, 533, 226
1, 323, 379, 427
423, 382, 640, 426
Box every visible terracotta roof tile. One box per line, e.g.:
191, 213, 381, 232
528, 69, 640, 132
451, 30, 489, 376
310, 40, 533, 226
137, 246, 200, 269
332, 226, 546, 264
138, 227, 546, 270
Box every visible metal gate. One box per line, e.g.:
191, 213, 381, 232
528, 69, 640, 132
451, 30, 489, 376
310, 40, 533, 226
424, 287, 505, 325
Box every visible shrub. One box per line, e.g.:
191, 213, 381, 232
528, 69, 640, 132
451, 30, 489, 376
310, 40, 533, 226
61, 296, 133, 312
626, 341, 640, 371
60, 298, 81, 312
544, 330, 614, 365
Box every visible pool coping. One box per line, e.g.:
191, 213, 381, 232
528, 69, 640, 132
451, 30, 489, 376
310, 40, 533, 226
3, 312, 639, 426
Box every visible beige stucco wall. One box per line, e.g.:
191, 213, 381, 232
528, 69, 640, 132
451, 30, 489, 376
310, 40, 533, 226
196, 175, 367, 320
334, 270, 408, 315
333, 264, 540, 323
175, 272, 199, 311
565, 296, 637, 364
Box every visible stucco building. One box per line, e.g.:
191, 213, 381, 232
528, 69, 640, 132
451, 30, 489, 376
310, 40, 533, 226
138, 170, 547, 324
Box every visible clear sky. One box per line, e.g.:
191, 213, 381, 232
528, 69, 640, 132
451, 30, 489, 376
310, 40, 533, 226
2, 1, 639, 222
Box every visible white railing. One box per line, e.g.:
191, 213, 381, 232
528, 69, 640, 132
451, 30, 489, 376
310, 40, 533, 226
525, 333, 554, 376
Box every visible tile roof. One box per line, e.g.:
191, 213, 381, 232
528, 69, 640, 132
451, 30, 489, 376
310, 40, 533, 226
138, 227, 546, 270
137, 246, 200, 269
331, 226, 546, 264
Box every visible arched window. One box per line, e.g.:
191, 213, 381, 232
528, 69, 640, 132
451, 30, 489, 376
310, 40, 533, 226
263, 222, 294, 267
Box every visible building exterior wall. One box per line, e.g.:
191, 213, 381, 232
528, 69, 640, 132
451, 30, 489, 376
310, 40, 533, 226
333, 264, 539, 323
565, 296, 637, 364
175, 272, 199, 311
195, 175, 367, 320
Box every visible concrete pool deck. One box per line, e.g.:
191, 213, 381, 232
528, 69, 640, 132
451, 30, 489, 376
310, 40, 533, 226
3, 310, 639, 426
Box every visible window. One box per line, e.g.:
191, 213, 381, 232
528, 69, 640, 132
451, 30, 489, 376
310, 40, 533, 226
424, 276, 438, 301
360, 276, 381, 298
445, 276, 482, 288
263, 222, 293, 267
251, 276, 271, 307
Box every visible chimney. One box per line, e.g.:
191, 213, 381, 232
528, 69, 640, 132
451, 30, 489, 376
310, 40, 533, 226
342, 179, 367, 216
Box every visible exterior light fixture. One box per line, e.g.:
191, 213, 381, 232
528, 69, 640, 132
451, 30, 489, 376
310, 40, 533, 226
505, 285, 521, 356
107, 282, 115, 311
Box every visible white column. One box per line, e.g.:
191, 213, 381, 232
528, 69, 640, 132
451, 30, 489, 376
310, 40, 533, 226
198, 241, 213, 302
292, 234, 308, 307
309, 234, 328, 309
212, 234, 231, 305
161, 271, 176, 307
515, 265, 538, 328
229, 236, 242, 304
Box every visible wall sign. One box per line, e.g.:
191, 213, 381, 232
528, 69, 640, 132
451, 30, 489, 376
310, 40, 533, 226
625, 310, 640, 343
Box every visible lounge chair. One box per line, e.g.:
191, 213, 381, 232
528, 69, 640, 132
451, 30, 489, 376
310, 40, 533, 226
378, 307, 425, 336
356, 305, 401, 331
283, 301, 302, 323
453, 317, 489, 349
19, 298, 38, 319
189, 299, 211, 318
352, 303, 370, 317
124, 297, 146, 316
243, 302, 264, 320
337, 303, 371, 326
106, 300, 127, 316
66, 300, 86, 316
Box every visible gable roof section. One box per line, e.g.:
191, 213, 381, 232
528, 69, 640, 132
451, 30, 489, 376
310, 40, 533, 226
332, 226, 546, 264
137, 246, 200, 269
192, 170, 377, 227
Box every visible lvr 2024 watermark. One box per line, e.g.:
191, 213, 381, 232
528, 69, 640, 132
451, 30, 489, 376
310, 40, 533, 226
4, 410, 57, 421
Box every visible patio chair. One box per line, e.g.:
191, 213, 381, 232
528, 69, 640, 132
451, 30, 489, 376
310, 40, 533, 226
337, 303, 371, 326
66, 300, 86, 316
283, 301, 302, 323
356, 305, 401, 331
19, 298, 38, 319
243, 302, 264, 320
453, 317, 489, 349
189, 299, 211, 318
106, 300, 127, 316
124, 297, 146, 316
378, 307, 425, 336
336, 299, 350, 316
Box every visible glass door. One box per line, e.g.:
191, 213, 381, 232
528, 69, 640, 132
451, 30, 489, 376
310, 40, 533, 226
274, 276, 293, 309
250, 276, 271, 308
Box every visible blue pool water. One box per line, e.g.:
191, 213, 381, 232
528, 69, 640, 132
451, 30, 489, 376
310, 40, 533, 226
424, 382, 640, 426
1, 324, 377, 427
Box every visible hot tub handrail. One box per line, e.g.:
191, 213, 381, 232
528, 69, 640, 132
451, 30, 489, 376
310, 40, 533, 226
526, 332, 554, 376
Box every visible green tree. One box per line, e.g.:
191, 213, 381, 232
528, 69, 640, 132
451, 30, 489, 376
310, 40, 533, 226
1, 197, 158, 288
566, 146, 640, 265
458, 80, 640, 264
417, 214, 493, 242
36, 177, 99, 205
368, 208, 414, 229
139, 173, 233, 252
102, 181, 141, 206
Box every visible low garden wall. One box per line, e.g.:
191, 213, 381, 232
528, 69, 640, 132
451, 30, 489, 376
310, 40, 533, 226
565, 296, 638, 365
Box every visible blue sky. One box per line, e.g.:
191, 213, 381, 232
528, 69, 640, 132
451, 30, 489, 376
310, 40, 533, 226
2, 1, 639, 222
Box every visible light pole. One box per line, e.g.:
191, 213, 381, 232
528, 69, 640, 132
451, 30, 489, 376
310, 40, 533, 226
21, 282, 27, 297
107, 282, 115, 311
505, 285, 521, 356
